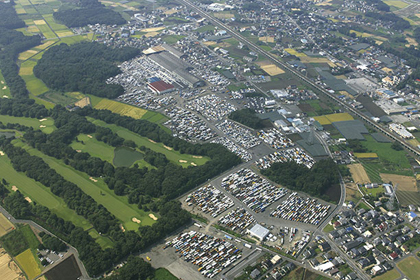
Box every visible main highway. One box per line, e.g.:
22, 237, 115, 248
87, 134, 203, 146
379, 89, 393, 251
177, 0, 420, 160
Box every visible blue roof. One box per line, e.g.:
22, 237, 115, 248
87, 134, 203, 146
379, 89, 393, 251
409, 212, 417, 218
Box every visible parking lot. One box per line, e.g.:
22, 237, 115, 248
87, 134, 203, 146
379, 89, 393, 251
185, 185, 234, 218
216, 120, 261, 149
218, 207, 256, 234
221, 168, 288, 213
165, 106, 217, 142
210, 137, 252, 161
186, 94, 236, 121
270, 192, 331, 225
256, 147, 315, 169
258, 128, 295, 150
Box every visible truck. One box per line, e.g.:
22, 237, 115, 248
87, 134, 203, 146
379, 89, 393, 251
244, 243, 252, 249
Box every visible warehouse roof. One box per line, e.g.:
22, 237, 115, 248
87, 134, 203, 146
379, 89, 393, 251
248, 224, 269, 241
149, 80, 174, 92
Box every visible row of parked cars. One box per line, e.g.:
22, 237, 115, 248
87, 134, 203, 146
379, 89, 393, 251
186, 185, 234, 218
256, 147, 315, 169
258, 128, 295, 150
218, 207, 256, 234
216, 120, 261, 149
186, 94, 236, 121
210, 137, 252, 161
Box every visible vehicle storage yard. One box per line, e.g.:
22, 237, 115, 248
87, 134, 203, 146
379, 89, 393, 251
185, 185, 234, 218
270, 192, 331, 225
221, 169, 288, 213
218, 207, 256, 234
256, 147, 315, 169
216, 120, 261, 149
186, 94, 236, 121
258, 128, 295, 150
210, 137, 252, 161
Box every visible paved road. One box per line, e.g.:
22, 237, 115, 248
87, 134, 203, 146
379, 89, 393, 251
0, 206, 90, 280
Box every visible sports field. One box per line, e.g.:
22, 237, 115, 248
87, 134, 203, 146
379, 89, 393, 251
89, 118, 210, 168
94, 99, 148, 119
397, 257, 420, 280
348, 164, 370, 184
0, 248, 23, 280
0, 115, 55, 134
71, 134, 115, 163
15, 140, 157, 231
15, 249, 41, 279
0, 153, 92, 231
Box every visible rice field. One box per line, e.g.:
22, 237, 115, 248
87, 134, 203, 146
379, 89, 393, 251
314, 112, 354, 125
15, 249, 41, 279
354, 153, 379, 159
94, 99, 148, 119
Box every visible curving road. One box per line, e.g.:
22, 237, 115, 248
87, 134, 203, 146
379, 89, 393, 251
0, 206, 90, 280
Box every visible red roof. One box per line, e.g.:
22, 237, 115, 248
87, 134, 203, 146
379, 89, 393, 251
149, 81, 174, 92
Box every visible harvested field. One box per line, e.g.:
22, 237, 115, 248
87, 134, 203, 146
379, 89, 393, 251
75, 97, 90, 108
380, 174, 417, 191
260, 64, 285, 76
94, 99, 147, 119
259, 36, 275, 43
348, 164, 370, 184
140, 27, 165, 33
44, 255, 81, 280
345, 183, 362, 202
314, 113, 353, 124
299, 56, 336, 67
0, 248, 24, 280
284, 48, 306, 57
33, 20, 46, 25
0, 214, 14, 238
213, 13, 234, 19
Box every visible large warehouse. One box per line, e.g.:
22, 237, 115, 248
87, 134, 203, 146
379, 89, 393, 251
144, 45, 204, 88
247, 224, 270, 241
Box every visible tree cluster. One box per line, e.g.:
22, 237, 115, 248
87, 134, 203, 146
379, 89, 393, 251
53, 0, 126, 28
38, 232, 68, 252
365, 0, 390, 12
33, 42, 139, 99
229, 108, 265, 129
365, 12, 410, 30
261, 159, 340, 202
0, 2, 25, 29
106, 256, 154, 280
348, 139, 368, 153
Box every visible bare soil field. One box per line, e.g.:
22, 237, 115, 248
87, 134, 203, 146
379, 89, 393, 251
345, 183, 362, 202
380, 174, 417, 192
0, 214, 14, 238
348, 164, 370, 184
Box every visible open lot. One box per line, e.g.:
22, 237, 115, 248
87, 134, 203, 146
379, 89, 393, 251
380, 173, 417, 191
44, 255, 81, 280
15, 140, 156, 231
94, 99, 148, 119
15, 249, 41, 279
0, 248, 24, 280
397, 256, 420, 280
89, 118, 210, 168
345, 183, 363, 203
260, 64, 285, 76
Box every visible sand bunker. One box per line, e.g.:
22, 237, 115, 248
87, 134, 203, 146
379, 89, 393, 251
132, 217, 141, 224
149, 214, 158, 221
39, 118, 47, 122
76, 150, 81, 153
120, 224, 125, 232
2, 87, 6, 90
164, 145, 173, 150
89, 177, 98, 182
39, 125, 46, 128
148, 139, 156, 143
1, 81, 4, 84
2, 95, 9, 98
179, 160, 187, 163
191, 162, 197, 166
192, 155, 203, 159
0, 151, 4, 156
25, 197, 32, 203
87, 135, 93, 139
12, 186, 18, 191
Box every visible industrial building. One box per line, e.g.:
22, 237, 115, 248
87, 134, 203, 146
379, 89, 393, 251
144, 45, 204, 88
148, 80, 175, 94
247, 224, 270, 241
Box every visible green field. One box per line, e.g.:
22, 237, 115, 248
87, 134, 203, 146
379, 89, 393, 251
16, 249, 42, 279
162, 35, 186, 44
0, 225, 39, 256
141, 111, 169, 124
89, 118, 210, 168
374, 269, 401, 280
71, 134, 115, 163
22, 73, 50, 96
15, 140, 157, 231
113, 147, 144, 167
153, 268, 178, 280
361, 186, 385, 197
0, 115, 56, 134
361, 135, 412, 176
397, 256, 420, 280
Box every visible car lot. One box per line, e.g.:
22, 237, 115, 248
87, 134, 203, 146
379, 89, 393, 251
210, 137, 252, 161
186, 94, 236, 121
185, 185, 234, 218
165, 106, 217, 142
216, 120, 261, 149
166, 230, 244, 279
221, 168, 288, 213
256, 147, 315, 169
117, 91, 176, 110
218, 207, 256, 234
258, 128, 295, 150
270, 192, 330, 225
